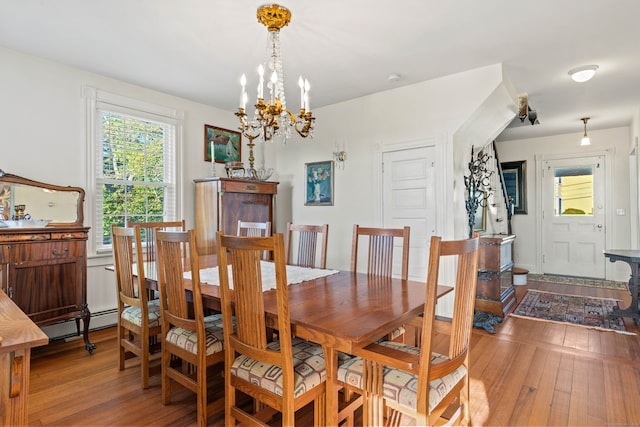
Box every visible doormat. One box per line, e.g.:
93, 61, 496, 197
510, 289, 633, 334
527, 274, 628, 291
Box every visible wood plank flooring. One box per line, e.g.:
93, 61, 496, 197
28, 279, 640, 426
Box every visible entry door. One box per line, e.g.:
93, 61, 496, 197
541, 155, 606, 278
382, 147, 437, 281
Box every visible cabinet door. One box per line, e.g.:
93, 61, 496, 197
221, 193, 273, 236
9, 257, 83, 324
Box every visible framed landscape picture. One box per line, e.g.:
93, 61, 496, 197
305, 161, 334, 206
204, 124, 241, 164
500, 160, 527, 214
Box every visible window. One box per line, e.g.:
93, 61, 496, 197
553, 166, 593, 216
85, 87, 182, 254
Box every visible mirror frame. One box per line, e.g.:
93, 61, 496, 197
0, 169, 85, 227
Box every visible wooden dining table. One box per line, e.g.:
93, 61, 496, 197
113, 255, 453, 425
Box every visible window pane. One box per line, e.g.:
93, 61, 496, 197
97, 111, 173, 247
553, 166, 593, 216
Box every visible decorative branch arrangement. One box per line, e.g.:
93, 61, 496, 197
464, 147, 493, 238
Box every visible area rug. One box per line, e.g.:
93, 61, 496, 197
527, 273, 628, 291
510, 289, 632, 334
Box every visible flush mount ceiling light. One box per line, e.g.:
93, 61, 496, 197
580, 117, 591, 146
568, 65, 599, 83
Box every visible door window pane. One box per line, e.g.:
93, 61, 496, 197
554, 166, 593, 216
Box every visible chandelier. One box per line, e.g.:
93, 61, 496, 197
235, 4, 315, 173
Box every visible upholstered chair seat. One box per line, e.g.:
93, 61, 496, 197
121, 299, 161, 328
231, 337, 326, 398
164, 314, 227, 356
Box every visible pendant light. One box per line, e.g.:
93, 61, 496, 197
580, 117, 591, 146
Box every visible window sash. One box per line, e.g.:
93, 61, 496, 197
85, 86, 181, 254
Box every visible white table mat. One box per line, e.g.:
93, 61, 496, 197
184, 261, 339, 292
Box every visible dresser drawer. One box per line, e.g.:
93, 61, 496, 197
0, 233, 50, 243
51, 231, 88, 240
4, 240, 84, 262
221, 179, 277, 195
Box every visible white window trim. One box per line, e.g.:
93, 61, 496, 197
83, 85, 184, 256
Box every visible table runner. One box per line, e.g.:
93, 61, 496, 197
184, 261, 340, 292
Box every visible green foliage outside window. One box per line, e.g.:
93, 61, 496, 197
100, 112, 167, 245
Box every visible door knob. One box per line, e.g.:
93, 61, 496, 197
597, 224, 603, 229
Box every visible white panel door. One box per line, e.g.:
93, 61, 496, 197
542, 155, 606, 278
382, 147, 437, 281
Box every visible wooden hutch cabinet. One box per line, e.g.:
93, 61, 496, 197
194, 177, 278, 255
0, 170, 95, 353
475, 234, 517, 320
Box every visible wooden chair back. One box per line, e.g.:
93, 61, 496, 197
156, 230, 200, 332
112, 225, 142, 304
127, 220, 185, 283
237, 220, 272, 260
285, 222, 329, 268
351, 224, 410, 280
217, 231, 325, 425
236, 220, 271, 237
155, 229, 224, 426
217, 231, 292, 370
111, 224, 161, 389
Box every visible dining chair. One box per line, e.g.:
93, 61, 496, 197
337, 234, 480, 426
127, 219, 186, 288
111, 225, 162, 389
351, 224, 411, 341
155, 229, 226, 427
216, 231, 327, 426
284, 222, 329, 268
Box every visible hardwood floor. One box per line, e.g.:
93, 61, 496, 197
28, 279, 640, 426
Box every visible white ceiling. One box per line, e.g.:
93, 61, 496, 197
2, 0, 640, 142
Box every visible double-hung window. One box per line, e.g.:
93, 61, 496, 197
85, 87, 182, 254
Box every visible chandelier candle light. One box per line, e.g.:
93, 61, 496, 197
236, 3, 315, 176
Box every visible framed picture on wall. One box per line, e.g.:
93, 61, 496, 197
204, 124, 241, 164
500, 160, 527, 214
305, 161, 334, 206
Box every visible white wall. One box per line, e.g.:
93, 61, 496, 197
496, 126, 632, 281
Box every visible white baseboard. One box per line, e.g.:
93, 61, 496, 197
41, 309, 117, 341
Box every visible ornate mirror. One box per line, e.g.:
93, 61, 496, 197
0, 169, 85, 228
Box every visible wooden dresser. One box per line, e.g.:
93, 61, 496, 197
0, 170, 95, 353
194, 177, 278, 255
475, 234, 517, 319
1, 286, 49, 426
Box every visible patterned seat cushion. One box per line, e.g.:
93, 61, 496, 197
387, 325, 406, 341
231, 337, 326, 398
337, 341, 467, 412
165, 314, 226, 356
121, 299, 161, 328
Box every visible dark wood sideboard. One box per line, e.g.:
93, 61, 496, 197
474, 234, 517, 332
194, 177, 278, 255
0, 171, 95, 353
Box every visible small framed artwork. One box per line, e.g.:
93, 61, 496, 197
501, 160, 527, 214
204, 124, 241, 164
305, 161, 334, 206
